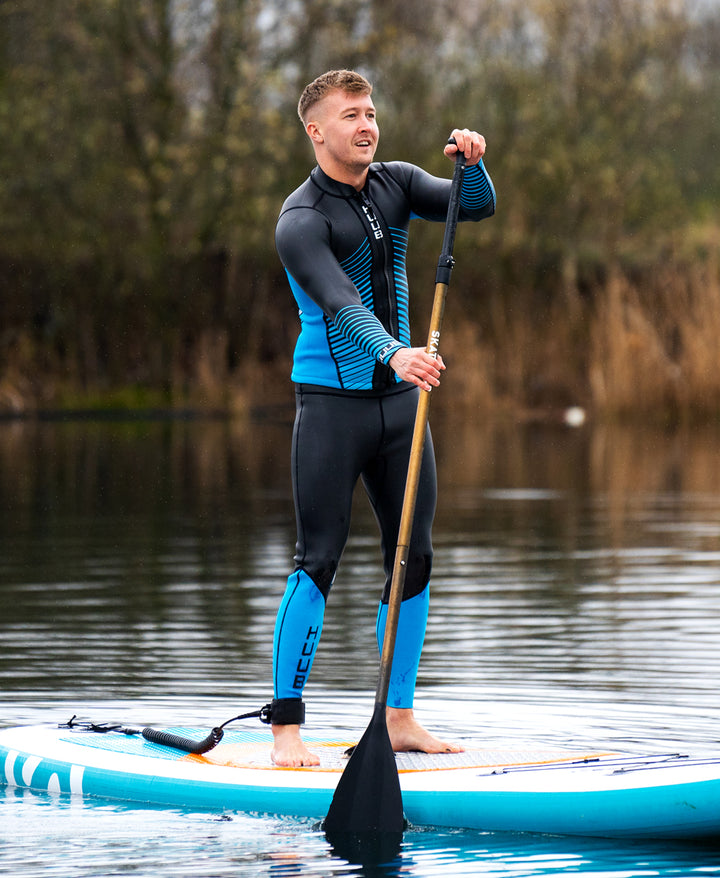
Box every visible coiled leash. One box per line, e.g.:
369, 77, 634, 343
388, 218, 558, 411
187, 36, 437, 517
60, 698, 305, 755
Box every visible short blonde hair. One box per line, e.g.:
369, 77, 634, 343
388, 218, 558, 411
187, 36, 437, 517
298, 69, 373, 123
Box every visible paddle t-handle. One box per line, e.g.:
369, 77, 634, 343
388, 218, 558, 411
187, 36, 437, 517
437, 137, 467, 286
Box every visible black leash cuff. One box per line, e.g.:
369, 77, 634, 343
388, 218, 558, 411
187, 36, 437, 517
264, 698, 305, 726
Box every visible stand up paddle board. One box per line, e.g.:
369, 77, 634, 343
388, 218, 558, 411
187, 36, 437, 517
2, 721, 720, 841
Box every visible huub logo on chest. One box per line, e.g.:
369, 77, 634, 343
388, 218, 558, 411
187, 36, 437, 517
359, 197, 384, 239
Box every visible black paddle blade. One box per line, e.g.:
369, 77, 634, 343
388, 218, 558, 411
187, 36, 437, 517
323, 703, 405, 835
325, 828, 404, 869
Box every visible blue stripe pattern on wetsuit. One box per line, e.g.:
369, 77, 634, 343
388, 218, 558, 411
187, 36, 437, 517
332, 306, 403, 375
325, 226, 412, 388
459, 161, 496, 211
327, 233, 406, 387
328, 239, 383, 387
389, 227, 411, 347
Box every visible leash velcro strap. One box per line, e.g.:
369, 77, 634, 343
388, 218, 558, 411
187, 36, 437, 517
262, 698, 305, 726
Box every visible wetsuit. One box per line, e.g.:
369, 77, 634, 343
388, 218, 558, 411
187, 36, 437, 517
272, 158, 495, 717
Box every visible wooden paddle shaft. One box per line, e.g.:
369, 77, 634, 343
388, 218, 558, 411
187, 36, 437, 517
376, 277, 449, 703
323, 145, 467, 839
375, 145, 466, 708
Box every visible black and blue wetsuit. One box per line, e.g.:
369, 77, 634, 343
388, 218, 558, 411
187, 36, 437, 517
273, 158, 495, 714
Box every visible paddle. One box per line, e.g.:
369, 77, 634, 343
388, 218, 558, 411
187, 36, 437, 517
323, 139, 467, 853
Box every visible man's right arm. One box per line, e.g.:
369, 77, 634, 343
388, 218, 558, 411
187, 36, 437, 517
275, 206, 360, 318
275, 206, 405, 365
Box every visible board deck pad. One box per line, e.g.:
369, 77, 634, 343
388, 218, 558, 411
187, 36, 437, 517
58, 726, 612, 772
184, 740, 615, 773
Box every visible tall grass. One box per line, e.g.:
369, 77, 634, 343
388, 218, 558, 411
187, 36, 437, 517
3, 256, 720, 424
436, 253, 720, 425
589, 258, 720, 423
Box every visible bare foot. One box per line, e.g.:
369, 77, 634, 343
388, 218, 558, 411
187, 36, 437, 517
270, 724, 320, 767
386, 707, 464, 754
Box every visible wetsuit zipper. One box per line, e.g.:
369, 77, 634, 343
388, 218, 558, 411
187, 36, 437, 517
356, 190, 397, 389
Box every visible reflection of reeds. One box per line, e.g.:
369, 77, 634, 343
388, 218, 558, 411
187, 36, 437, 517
6, 414, 719, 520
431, 415, 720, 559
3, 415, 719, 589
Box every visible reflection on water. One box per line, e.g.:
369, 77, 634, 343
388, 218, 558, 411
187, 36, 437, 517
5, 785, 719, 878
2, 413, 720, 875
2, 415, 720, 706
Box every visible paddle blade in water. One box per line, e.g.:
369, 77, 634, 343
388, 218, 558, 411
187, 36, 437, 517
325, 828, 404, 868
323, 703, 405, 834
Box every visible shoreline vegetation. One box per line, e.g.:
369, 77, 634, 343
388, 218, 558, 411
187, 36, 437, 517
2, 0, 719, 425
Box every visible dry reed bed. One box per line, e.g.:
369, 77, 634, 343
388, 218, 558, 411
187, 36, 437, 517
439, 257, 720, 424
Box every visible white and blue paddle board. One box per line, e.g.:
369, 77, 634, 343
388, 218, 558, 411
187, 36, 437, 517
3, 722, 720, 841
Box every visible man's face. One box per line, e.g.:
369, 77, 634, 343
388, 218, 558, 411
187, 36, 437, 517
308, 89, 379, 176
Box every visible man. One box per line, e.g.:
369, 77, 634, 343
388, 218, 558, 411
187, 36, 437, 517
270, 70, 495, 766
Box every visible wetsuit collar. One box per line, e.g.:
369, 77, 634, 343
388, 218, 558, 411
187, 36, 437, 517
310, 164, 376, 197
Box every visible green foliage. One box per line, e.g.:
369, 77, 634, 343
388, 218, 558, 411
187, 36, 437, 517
1, 0, 719, 416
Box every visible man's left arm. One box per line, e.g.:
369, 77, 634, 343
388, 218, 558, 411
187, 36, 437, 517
398, 147, 496, 223
386, 129, 496, 391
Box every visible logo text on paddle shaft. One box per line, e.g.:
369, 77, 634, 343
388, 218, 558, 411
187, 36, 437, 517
293, 625, 319, 691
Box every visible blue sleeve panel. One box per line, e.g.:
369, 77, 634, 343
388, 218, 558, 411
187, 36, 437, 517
375, 586, 430, 709
273, 569, 327, 701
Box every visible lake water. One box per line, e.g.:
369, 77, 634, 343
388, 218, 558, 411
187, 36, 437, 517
2, 410, 720, 876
